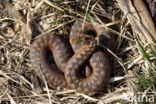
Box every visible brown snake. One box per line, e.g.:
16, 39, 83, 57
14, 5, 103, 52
30, 20, 112, 93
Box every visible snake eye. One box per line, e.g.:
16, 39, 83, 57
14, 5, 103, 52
84, 36, 91, 40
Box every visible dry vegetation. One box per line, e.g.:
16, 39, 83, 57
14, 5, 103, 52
0, 0, 156, 104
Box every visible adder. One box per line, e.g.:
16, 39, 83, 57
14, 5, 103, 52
30, 20, 113, 93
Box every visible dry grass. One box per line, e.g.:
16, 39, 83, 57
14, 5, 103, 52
0, 0, 156, 104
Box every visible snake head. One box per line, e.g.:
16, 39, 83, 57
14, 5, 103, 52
70, 20, 114, 52
70, 34, 97, 52
74, 34, 95, 44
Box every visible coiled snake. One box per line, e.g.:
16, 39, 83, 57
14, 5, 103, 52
30, 20, 113, 93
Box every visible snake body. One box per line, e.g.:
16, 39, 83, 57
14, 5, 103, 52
30, 34, 73, 87
30, 20, 112, 93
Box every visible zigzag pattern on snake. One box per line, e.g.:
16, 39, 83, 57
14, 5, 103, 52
30, 20, 112, 93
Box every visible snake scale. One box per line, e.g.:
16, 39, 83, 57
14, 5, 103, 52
30, 20, 113, 93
